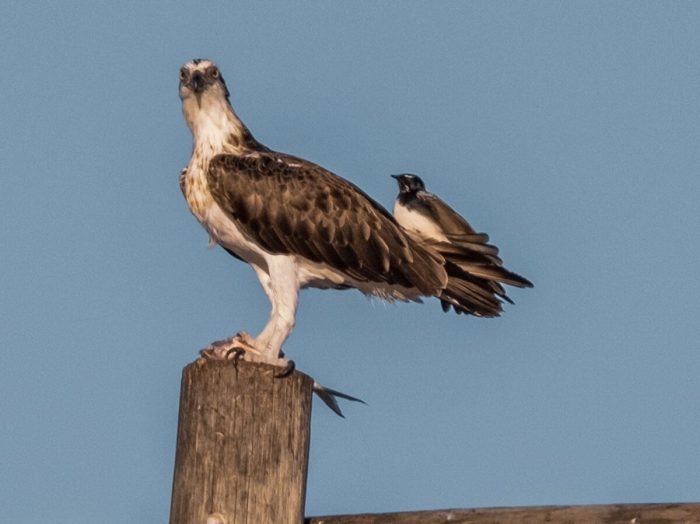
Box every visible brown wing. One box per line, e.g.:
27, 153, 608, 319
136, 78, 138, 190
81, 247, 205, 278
207, 153, 447, 295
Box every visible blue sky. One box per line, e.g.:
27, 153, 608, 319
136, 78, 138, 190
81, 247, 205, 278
2, 2, 700, 522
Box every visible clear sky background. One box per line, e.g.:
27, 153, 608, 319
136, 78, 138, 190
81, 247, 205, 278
2, 2, 700, 522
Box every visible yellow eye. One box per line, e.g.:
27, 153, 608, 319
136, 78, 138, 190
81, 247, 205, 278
210, 67, 219, 79
179, 68, 187, 81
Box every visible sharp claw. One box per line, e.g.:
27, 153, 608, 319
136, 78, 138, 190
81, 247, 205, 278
226, 347, 245, 360
210, 337, 232, 348
274, 359, 295, 378
199, 348, 216, 360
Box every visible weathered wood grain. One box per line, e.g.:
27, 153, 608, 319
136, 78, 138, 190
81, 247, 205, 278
306, 503, 700, 523
170, 359, 313, 524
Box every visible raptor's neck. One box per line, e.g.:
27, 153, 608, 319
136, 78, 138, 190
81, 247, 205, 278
186, 96, 259, 156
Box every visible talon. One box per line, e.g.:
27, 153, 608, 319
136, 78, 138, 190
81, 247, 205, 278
226, 347, 246, 363
198, 333, 260, 362
274, 359, 295, 378
199, 348, 217, 360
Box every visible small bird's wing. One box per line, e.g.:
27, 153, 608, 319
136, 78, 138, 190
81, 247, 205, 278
207, 153, 447, 295
414, 192, 503, 263
414, 192, 533, 289
415, 191, 479, 235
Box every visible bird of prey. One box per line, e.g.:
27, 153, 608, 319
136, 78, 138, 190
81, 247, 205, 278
178, 58, 530, 376
392, 173, 532, 316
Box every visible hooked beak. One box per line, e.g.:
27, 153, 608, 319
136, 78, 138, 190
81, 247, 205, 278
185, 72, 205, 107
190, 72, 204, 93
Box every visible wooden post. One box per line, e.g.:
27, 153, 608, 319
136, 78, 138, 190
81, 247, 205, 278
170, 359, 313, 524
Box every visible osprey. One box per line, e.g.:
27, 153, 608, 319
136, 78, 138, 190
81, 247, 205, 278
179, 59, 529, 374
392, 174, 533, 315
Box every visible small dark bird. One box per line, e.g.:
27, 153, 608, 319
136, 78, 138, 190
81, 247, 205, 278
392, 174, 533, 316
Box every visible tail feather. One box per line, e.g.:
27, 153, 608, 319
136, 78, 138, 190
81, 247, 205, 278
400, 228, 532, 318
441, 276, 504, 317
449, 259, 533, 288
313, 382, 366, 418
436, 247, 532, 317
432, 237, 502, 262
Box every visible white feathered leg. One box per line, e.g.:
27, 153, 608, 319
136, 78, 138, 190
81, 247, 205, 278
252, 256, 299, 361
200, 256, 299, 371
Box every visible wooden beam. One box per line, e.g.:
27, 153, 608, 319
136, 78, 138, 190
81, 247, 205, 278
306, 503, 700, 523
170, 359, 313, 524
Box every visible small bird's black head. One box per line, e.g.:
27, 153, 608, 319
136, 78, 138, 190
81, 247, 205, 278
391, 173, 426, 194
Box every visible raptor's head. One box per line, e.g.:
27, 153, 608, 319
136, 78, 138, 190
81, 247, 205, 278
179, 59, 229, 101
179, 59, 231, 128
391, 173, 426, 194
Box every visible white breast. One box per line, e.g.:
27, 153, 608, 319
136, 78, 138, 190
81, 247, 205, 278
393, 201, 448, 242
183, 153, 269, 268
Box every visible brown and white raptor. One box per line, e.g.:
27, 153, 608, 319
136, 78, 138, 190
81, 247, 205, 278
178, 59, 531, 378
